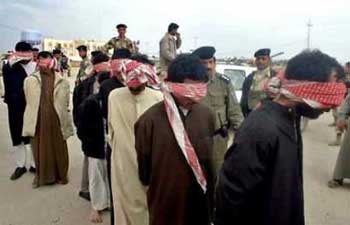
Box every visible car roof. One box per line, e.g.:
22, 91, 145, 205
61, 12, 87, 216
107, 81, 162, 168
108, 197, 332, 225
216, 64, 256, 77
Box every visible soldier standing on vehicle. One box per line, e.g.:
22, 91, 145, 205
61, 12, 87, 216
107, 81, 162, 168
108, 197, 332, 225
103, 24, 135, 54
240, 48, 276, 117
192, 46, 243, 179
159, 23, 182, 79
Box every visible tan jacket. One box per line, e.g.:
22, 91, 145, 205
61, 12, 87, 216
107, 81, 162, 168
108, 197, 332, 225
23, 71, 74, 140
159, 33, 181, 73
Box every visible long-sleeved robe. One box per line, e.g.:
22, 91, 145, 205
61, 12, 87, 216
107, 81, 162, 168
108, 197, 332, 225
215, 101, 304, 225
32, 71, 69, 186
108, 87, 163, 225
135, 102, 215, 225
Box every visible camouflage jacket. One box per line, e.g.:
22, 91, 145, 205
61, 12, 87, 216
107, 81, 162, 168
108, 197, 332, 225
103, 36, 134, 54
76, 56, 92, 84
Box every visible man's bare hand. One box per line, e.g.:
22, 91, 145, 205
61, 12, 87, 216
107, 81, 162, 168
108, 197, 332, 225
337, 119, 348, 132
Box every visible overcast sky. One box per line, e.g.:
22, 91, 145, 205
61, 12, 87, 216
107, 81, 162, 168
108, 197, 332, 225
1, 0, 349, 61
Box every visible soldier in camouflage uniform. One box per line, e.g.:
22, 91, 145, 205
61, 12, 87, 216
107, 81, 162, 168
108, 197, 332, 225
103, 24, 134, 55
76, 45, 92, 85
241, 48, 276, 117
192, 46, 243, 179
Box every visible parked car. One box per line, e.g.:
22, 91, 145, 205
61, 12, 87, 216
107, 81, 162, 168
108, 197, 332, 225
216, 64, 256, 101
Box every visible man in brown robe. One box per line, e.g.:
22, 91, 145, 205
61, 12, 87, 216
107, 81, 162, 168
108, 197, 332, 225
135, 54, 215, 225
23, 51, 74, 188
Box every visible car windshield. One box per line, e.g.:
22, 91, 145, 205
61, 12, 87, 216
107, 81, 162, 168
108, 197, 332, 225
223, 69, 246, 90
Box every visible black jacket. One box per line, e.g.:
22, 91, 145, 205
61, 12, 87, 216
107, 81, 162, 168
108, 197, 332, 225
99, 78, 124, 119
72, 76, 96, 126
2, 63, 27, 105
76, 94, 105, 159
240, 69, 276, 117
2, 62, 30, 146
215, 101, 304, 225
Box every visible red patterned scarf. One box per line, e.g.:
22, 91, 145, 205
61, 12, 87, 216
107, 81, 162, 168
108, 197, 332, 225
113, 59, 159, 88
9, 51, 33, 66
110, 59, 128, 79
266, 71, 346, 108
37, 58, 57, 70
161, 82, 208, 192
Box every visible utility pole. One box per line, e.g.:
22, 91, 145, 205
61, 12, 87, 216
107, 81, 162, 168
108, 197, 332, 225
307, 20, 313, 49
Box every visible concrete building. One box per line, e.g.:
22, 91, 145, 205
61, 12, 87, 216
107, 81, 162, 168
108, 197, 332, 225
42, 38, 105, 61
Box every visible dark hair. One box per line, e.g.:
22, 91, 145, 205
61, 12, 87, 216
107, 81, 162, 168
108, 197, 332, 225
116, 24, 127, 29
285, 49, 343, 82
32, 47, 39, 52
112, 48, 131, 59
92, 53, 110, 65
37, 51, 53, 59
166, 54, 208, 83
52, 49, 61, 55
15, 41, 32, 51
91, 50, 103, 58
130, 54, 154, 66
345, 62, 350, 67
168, 23, 179, 33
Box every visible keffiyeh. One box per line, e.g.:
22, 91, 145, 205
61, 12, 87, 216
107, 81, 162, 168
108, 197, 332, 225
161, 81, 208, 192
9, 51, 33, 66
266, 71, 346, 109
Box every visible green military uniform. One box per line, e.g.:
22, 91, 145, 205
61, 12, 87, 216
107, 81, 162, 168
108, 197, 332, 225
248, 67, 272, 109
103, 37, 134, 54
201, 73, 244, 177
76, 56, 91, 84
241, 67, 276, 117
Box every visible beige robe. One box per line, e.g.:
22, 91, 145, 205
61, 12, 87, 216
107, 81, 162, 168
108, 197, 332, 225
108, 87, 163, 225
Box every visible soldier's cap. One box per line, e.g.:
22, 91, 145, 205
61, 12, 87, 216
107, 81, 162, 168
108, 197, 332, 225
112, 48, 131, 59
76, 45, 87, 51
191, 46, 216, 60
116, 24, 127, 29
254, 48, 271, 58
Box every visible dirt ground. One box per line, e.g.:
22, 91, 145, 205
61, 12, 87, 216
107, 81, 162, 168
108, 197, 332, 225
0, 73, 350, 225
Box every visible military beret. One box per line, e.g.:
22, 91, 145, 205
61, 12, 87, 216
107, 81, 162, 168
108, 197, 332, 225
76, 45, 87, 51
192, 46, 216, 60
112, 48, 131, 59
116, 24, 127, 29
254, 48, 271, 57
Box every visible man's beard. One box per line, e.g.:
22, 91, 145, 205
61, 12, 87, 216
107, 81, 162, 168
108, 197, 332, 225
208, 69, 215, 77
